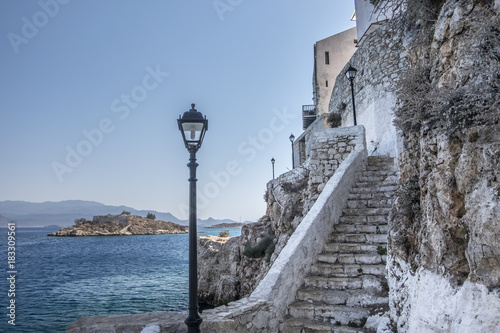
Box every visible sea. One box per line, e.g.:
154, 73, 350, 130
0, 226, 241, 333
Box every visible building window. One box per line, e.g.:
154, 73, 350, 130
325, 51, 330, 65
326, 80, 329, 87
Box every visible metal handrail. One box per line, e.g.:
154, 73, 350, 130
302, 105, 317, 130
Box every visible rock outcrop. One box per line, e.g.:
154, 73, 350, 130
387, 1, 500, 332
48, 214, 188, 236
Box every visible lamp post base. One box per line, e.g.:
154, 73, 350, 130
185, 316, 203, 333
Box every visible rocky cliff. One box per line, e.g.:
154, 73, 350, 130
387, 0, 500, 331
48, 214, 188, 236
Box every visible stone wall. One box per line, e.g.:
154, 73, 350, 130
328, 16, 407, 157
293, 113, 324, 167
302, 126, 358, 212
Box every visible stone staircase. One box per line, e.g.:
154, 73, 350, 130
281, 156, 398, 333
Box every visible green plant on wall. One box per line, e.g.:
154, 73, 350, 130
377, 246, 387, 255
243, 234, 276, 262
328, 112, 342, 128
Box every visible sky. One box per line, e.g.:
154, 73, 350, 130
0, 0, 356, 222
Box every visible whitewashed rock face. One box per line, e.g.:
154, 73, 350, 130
198, 127, 361, 306
388, 1, 500, 332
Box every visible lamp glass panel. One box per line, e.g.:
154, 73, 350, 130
346, 68, 357, 79
182, 122, 204, 142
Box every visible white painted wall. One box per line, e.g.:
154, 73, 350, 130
342, 85, 397, 157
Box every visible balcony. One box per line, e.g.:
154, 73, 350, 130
302, 105, 317, 130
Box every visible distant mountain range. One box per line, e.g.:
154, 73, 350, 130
0, 200, 253, 228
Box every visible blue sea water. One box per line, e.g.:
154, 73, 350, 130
0, 226, 241, 333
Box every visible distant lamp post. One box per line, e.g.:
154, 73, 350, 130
178, 103, 208, 333
345, 65, 358, 126
289, 134, 295, 169
271, 157, 275, 179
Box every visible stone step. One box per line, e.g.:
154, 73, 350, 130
280, 319, 368, 333
329, 233, 387, 244
310, 263, 386, 277
346, 198, 393, 209
360, 170, 398, 178
280, 319, 333, 333
333, 224, 388, 234
354, 180, 398, 189
297, 288, 388, 307
323, 242, 381, 253
358, 174, 399, 183
367, 156, 394, 164
338, 215, 388, 224
304, 275, 385, 291
342, 207, 392, 216
317, 253, 386, 265
288, 301, 370, 326
347, 192, 395, 200
349, 185, 398, 194
304, 276, 362, 290
365, 159, 395, 168
365, 164, 394, 172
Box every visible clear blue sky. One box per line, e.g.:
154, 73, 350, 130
0, 0, 356, 222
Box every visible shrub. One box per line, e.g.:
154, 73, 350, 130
146, 213, 156, 220
121, 210, 131, 215
377, 246, 388, 255
348, 317, 367, 328
381, 280, 390, 291
327, 112, 342, 128
219, 230, 230, 238
369, 0, 443, 30
397, 173, 421, 218
394, 7, 500, 135
243, 235, 276, 262
74, 218, 87, 225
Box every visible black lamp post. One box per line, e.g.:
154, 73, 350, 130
289, 134, 295, 169
345, 65, 358, 126
178, 103, 208, 333
271, 157, 275, 179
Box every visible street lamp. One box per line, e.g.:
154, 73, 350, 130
271, 157, 275, 179
289, 134, 295, 169
345, 65, 358, 126
178, 103, 208, 333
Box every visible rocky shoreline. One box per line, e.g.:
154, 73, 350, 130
48, 214, 188, 236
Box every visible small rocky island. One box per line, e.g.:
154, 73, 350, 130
48, 213, 188, 237
209, 222, 245, 228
